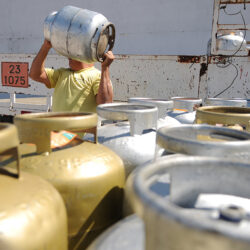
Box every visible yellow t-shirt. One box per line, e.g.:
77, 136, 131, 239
45, 67, 101, 113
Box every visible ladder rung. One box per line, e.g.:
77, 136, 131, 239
220, 0, 250, 4
211, 49, 249, 56
218, 24, 250, 30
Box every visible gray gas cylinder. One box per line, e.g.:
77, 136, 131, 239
216, 31, 247, 53
128, 97, 181, 128
205, 98, 247, 107
171, 97, 202, 112
87, 214, 144, 250
156, 124, 250, 162
84, 102, 158, 178
126, 155, 250, 250
44, 5, 115, 62
167, 97, 202, 124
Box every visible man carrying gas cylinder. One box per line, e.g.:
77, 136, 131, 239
29, 6, 116, 144
29, 39, 114, 113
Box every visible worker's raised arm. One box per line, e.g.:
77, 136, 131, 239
29, 40, 52, 88
96, 51, 114, 105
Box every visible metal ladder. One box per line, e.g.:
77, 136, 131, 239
210, 0, 250, 56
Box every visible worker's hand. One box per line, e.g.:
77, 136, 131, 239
43, 39, 52, 50
101, 51, 115, 68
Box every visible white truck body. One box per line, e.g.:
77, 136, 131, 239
0, 0, 249, 116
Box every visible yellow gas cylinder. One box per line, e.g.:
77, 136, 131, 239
195, 106, 250, 131
0, 123, 68, 250
13, 112, 125, 249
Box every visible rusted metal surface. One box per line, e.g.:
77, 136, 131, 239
177, 56, 201, 64
0, 54, 249, 114
111, 55, 203, 101
112, 54, 249, 101
200, 63, 208, 78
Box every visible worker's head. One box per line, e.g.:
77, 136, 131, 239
68, 58, 94, 71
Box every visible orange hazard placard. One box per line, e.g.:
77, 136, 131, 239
1, 62, 29, 88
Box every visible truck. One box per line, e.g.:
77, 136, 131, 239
0, 0, 249, 121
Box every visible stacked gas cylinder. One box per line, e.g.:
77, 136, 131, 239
1, 6, 250, 250
0, 96, 250, 250
86, 96, 250, 250
0, 112, 126, 250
